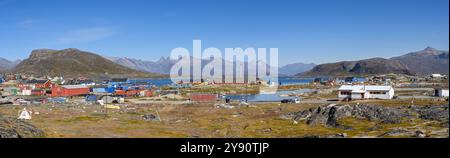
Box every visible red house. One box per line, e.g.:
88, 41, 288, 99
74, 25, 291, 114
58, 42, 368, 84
144, 90, 153, 97
18, 79, 52, 90
126, 90, 141, 97
51, 85, 90, 97
31, 90, 46, 96
114, 90, 126, 96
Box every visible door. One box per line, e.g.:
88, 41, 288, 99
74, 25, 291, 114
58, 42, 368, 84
361, 93, 364, 99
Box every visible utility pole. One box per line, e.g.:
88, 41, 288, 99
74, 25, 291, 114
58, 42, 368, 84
155, 106, 162, 122
105, 93, 108, 118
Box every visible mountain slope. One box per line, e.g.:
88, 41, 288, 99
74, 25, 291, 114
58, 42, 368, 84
298, 58, 414, 77
108, 56, 280, 77
279, 63, 316, 76
106, 57, 176, 74
298, 47, 449, 77
0, 57, 20, 72
391, 47, 449, 75
13, 48, 163, 78
108, 56, 282, 82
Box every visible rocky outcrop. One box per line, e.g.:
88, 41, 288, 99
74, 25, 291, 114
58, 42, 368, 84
142, 114, 160, 122
283, 104, 449, 128
0, 115, 45, 138
413, 105, 449, 127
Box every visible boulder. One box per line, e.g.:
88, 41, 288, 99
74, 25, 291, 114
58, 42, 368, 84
0, 115, 45, 138
413, 105, 449, 127
378, 128, 414, 137
284, 104, 409, 127
142, 114, 160, 122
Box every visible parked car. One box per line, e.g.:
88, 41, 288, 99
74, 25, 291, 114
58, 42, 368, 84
281, 97, 301, 104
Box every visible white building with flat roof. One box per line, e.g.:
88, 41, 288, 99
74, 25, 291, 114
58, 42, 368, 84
431, 74, 445, 78
338, 85, 395, 100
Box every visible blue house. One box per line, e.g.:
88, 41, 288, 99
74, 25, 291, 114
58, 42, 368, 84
0, 74, 4, 84
105, 87, 116, 93
92, 87, 107, 93
85, 95, 98, 102
92, 86, 116, 93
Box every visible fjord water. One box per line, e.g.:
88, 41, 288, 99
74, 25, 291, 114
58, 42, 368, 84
224, 89, 313, 102
137, 77, 313, 102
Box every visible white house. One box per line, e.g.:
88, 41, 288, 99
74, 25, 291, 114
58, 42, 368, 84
431, 74, 445, 78
338, 85, 395, 100
435, 89, 449, 97
20, 89, 32, 96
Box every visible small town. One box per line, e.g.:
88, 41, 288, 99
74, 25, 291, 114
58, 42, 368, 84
1, 0, 449, 157
0, 0, 448, 143
0, 71, 448, 138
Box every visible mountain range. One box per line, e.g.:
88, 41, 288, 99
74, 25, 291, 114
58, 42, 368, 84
106, 56, 315, 76
1, 47, 448, 78
105, 56, 176, 75
391, 47, 449, 75
298, 58, 413, 77
279, 63, 316, 76
0, 58, 21, 72
298, 47, 449, 77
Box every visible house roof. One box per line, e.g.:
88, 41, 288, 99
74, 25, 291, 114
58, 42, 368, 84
65, 79, 94, 85
4, 87, 19, 90
111, 78, 128, 82
25, 79, 49, 84
61, 85, 89, 89
339, 85, 392, 92
78, 79, 94, 84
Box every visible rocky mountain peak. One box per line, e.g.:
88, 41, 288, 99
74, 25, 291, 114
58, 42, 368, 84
424, 46, 437, 52
29, 49, 57, 58
61, 48, 81, 52
157, 56, 170, 62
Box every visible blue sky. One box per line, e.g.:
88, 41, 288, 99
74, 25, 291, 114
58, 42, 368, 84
0, 0, 448, 66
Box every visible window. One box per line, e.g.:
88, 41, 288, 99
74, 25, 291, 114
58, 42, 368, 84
370, 91, 387, 95
340, 91, 351, 95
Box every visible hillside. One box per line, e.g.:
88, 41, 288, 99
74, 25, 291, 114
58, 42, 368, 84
298, 47, 448, 77
0, 58, 20, 72
13, 48, 164, 78
298, 58, 413, 77
108, 56, 277, 77
106, 56, 176, 74
279, 63, 316, 76
391, 47, 449, 75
